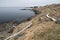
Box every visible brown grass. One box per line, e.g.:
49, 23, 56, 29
8, 4, 60, 40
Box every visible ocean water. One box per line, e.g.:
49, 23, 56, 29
0, 7, 35, 23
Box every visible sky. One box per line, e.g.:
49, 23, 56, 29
0, 0, 60, 7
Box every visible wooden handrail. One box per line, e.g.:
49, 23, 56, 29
46, 14, 57, 22
4, 22, 32, 40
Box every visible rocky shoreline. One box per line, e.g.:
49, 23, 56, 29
0, 4, 60, 40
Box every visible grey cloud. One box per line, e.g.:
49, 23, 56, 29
0, 0, 60, 7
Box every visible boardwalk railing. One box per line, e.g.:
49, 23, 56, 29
4, 22, 32, 40
46, 14, 57, 22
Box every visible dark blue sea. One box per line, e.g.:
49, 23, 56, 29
0, 7, 35, 23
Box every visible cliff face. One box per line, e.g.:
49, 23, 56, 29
0, 4, 60, 40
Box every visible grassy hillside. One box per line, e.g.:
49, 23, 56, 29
2, 4, 60, 40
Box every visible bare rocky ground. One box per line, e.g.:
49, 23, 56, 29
0, 4, 60, 40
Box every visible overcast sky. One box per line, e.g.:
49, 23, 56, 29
0, 0, 60, 7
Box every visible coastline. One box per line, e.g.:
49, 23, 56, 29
0, 4, 60, 40
9, 4, 60, 40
